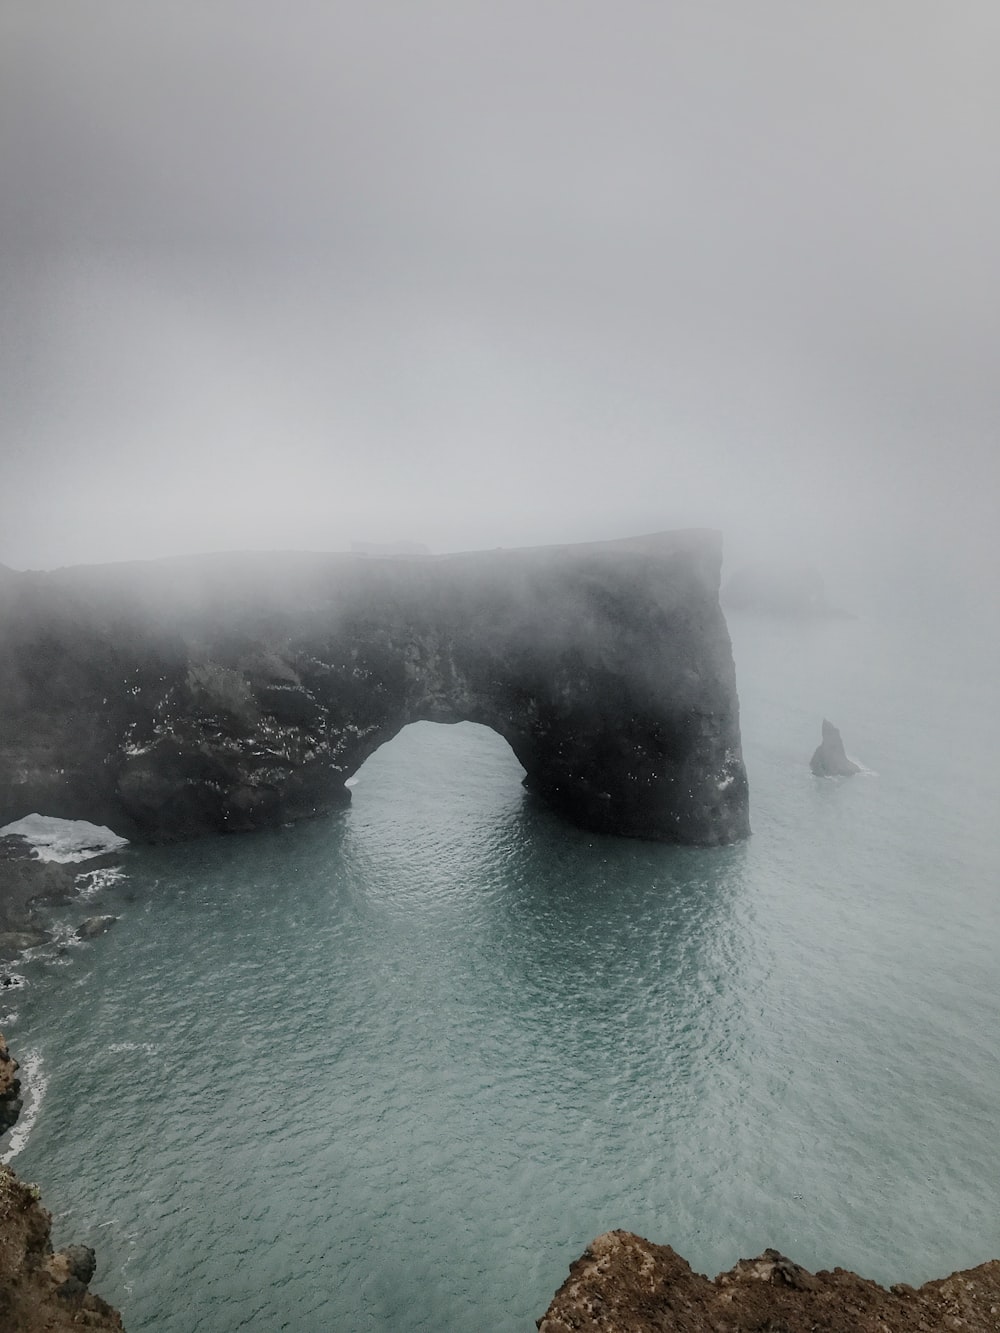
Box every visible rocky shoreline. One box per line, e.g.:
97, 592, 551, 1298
0, 829, 123, 963
0, 1032, 124, 1329
0, 1031, 21, 1137
0, 834, 78, 959
539, 1230, 1000, 1332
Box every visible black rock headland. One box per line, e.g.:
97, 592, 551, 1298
0, 531, 749, 846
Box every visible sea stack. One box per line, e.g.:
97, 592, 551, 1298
810, 718, 861, 776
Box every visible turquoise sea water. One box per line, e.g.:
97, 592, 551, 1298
4, 603, 1000, 1331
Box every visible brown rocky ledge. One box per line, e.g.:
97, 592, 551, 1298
0, 1033, 124, 1330
539, 1230, 1000, 1332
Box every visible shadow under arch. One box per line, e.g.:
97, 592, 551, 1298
343, 719, 528, 807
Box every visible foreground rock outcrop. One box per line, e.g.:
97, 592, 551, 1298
0, 532, 749, 846
539, 1230, 1000, 1332
0, 1034, 123, 1329
810, 718, 861, 776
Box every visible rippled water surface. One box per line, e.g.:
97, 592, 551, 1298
7, 607, 1000, 1330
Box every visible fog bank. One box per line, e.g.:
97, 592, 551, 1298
2, 3, 997, 607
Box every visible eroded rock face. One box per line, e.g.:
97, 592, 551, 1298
75, 915, 118, 940
0, 532, 749, 846
539, 1230, 1000, 1332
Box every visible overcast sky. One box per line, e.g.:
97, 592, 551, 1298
1, 2, 998, 586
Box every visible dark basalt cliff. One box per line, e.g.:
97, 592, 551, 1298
539, 1230, 1000, 1332
0, 531, 749, 846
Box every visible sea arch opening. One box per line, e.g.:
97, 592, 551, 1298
338, 721, 533, 914
344, 720, 528, 826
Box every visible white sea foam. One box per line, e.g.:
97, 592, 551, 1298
46, 920, 83, 948
107, 1041, 159, 1055
1, 1048, 47, 1163
0, 814, 128, 863
850, 758, 879, 776
75, 865, 127, 899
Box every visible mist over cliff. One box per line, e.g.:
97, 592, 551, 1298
1, 3, 997, 618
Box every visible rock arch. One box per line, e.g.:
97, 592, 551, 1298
0, 532, 749, 846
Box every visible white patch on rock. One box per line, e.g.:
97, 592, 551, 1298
74, 866, 126, 898
0, 814, 129, 863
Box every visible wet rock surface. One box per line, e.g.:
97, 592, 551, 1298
0, 532, 749, 846
0, 1034, 124, 1330
539, 1230, 1000, 1332
75, 915, 118, 940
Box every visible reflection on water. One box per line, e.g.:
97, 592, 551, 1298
7, 696, 1000, 1332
